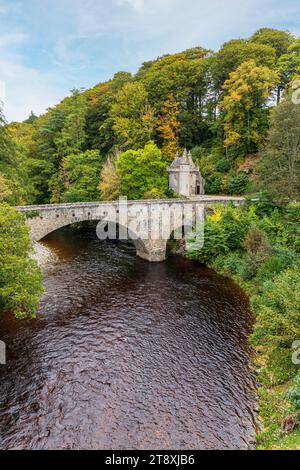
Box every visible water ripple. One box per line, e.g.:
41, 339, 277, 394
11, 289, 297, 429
0, 229, 256, 450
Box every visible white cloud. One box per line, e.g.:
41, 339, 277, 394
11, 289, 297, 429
0, 32, 29, 48
0, 1, 23, 16
0, 57, 65, 122
116, 0, 146, 11
1, 0, 300, 122
0, 79, 6, 106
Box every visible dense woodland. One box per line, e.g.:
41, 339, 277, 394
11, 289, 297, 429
0, 27, 300, 205
1, 27, 300, 449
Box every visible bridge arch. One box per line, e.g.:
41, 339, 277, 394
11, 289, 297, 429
17, 197, 244, 262
22, 206, 168, 262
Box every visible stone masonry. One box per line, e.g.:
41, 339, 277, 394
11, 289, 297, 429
17, 196, 244, 262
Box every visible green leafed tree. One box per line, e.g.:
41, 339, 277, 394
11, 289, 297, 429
59, 150, 101, 203
116, 141, 168, 200
250, 28, 293, 59
250, 28, 294, 104
212, 39, 276, 92
136, 49, 211, 147
0, 204, 43, 319
278, 38, 300, 91
55, 89, 88, 157
110, 82, 156, 150
256, 95, 300, 201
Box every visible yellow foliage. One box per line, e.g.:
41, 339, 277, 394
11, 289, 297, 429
209, 204, 224, 222
157, 95, 180, 160
99, 156, 121, 201
220, 60, 279, 151
0, 173, 12, 202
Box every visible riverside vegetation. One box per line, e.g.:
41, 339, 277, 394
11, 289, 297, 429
0, 27, 300, 449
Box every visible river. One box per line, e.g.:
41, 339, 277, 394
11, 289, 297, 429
0, 227, 256, 450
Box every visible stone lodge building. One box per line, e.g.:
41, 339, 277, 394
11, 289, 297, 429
167, 149, 205, 197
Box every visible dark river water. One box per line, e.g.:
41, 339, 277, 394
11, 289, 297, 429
0, 227, 256, 450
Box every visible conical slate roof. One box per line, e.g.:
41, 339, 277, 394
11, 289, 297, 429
168, 149, 198, 170
181, 148, 190, 164
169, 152, 181, 168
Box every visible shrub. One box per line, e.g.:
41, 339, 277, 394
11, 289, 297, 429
246, 191, 277, 217
256, 246, 295, 283
228, 173, 249, 194
211, 255, 226, 272
251, 265, 300, 351
258, 209, 288, 246
187, 217, 228, 263
284, 203, 300, 248
223, 253, 242, 276
205, 175, 222, 194
294, 237, 300, 252
187, 204, 256, 263
239, 253, 259, 280
244, 226, 273, 265
143, 188, 166, 199
216, 158, 231, 173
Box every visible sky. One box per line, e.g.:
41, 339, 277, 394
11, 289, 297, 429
0, 0, 300, 122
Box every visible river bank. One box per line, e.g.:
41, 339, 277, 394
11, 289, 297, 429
185, 201, 300, 450
31, 241, 59, 270
208, 268, 300, 449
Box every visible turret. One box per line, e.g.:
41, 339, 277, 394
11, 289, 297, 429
167, 149, 205, 197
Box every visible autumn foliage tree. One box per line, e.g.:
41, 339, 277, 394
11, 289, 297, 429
220, 60, 279, 156
99, 151, 121, 201
1, 28, 299, 204
157, 95, 180, 160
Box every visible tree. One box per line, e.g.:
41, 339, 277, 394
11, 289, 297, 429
220, 60, 278, 155
85, 73, 133, 155
278, 38, 300, 91
0, 103, 9, 163
99, 153, 121, 201
56, 89, 88, 157
0, 106, 27, 204
157, 95, 180, 160
212, 39, 276, 91
0, 173, 12, 201
250, 28, 293, 59
256, 96, 300, 201
110, 82, 156, 150
250, 28, 294, 104
8, 120, 53, 204
60, 150, 101, 202
137, 49, 211, 147
0, 204, 43, 319
116, 142, 168, 199
38, 107, 65, 164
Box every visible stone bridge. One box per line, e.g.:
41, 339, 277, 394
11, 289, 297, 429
17, 196, 244, 262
